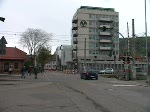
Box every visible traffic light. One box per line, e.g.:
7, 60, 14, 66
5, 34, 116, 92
0, 17, 5, 22
122, 56, 132, 65
122, 56, 131, 61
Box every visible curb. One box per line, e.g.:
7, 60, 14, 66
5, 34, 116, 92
0, 78, 24, 81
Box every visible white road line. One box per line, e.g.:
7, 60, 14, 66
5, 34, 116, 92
113, 84, 136, 87
43, 72, 53, 83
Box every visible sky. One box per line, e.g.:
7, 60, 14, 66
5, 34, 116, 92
0, 0, 150, 54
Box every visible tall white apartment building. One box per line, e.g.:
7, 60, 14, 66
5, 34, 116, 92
72, 6, 119, 70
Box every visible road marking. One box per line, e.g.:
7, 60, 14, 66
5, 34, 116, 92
113, 84, 136, 87
107, 88, 114, 90
43, 73, 53, 84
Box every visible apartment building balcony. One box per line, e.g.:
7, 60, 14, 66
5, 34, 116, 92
73, 41, 78, 44
72, 45, 77, 51
99, 32, 112, 36
73, 37, 78, 44
72, 31, 78, 37
73, 34, 78, 37
99, 39, 112, 43
99, 18, 113, 22
99, 25, 112, 29
72, 24, 78, 30
72, 18, 78, 23
99, 46, 112, 50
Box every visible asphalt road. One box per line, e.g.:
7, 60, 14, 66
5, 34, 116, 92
0, 71, 150, 112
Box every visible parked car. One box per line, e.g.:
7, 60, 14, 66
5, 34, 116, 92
99, 68, 114, 74
80, 69, 98, 80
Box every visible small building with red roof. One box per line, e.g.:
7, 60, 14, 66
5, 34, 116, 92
0, 47, 27, 74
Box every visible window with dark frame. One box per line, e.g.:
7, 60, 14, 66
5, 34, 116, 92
14, 62, 18, 69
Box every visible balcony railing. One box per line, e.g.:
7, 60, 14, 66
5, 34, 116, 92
99, 18, 113, 22
72, 24, 78, 30
72, 18, 78, 23
72, 31, 78, 37
99, 46, 112, 50
72, 45, 77, 51
99, 32, 112, 36
99, 25, 112, 29
99, 39, 112, 43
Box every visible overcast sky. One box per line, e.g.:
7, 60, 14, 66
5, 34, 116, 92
0, 0, 150, 54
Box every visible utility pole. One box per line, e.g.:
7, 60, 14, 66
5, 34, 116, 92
145, 0, 150, 83
127, 22, 130, 54
132, 19, 136, 66
132, 19, 136, 79
118, 32, 129, 80
127, 22, 130, 80
75, 41, 78, 71
84, 38, 86, 70
94, 56, 97, 68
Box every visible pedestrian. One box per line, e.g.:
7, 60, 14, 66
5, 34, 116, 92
21, 66, 26, 78
34, 66, 38, 79
28, 67, 32, 76
9, 66, 12, 75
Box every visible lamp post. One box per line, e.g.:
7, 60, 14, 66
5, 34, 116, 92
0, 17, 5, 22
102, 26, 129, 80
145, 0, 150, 83
117, 32, 129, 80
94, 56, 97, 68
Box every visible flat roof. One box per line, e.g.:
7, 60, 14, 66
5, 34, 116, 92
79, 6, 115, 12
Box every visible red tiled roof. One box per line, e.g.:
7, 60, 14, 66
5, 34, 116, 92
0, 47, 27, 60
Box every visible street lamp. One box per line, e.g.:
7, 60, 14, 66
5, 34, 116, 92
145, 0, 150, 83
102, 26, 129, 80
0, 17, 5, 22
117, 31, 130, 80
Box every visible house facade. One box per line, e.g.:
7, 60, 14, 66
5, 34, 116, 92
0, 47, 27, 74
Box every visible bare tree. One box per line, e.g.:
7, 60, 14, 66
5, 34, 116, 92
20, 28, 52, 55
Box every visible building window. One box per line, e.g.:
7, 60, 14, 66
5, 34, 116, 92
96, 15, 99, 19
89, 35, 92, 40
96, 43, 99, 47
92, 14, 96, 19
89, 50, 92, 54
116, 22, 119, 27
116, 51, 119, 55
89, 28, 92, 32
89, 21, 92, 26
89, 14, 92, 19
89, 43, 92, 47
14, 62, 18, 69
96, 50, 99, 54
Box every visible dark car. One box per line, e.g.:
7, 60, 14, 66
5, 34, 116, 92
80, 69, 98, 80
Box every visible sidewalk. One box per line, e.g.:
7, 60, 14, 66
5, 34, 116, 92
125, 79, 150, 87
0, 74, 23, 81
100, 76, 150, 87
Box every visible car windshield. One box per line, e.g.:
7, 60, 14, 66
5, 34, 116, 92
87, 69, 95, 72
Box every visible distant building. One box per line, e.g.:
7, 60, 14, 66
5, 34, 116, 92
44, 54, 56, 71
72, 6, 119, 70
0, 47, 27, 74
55, 45, 72, 71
